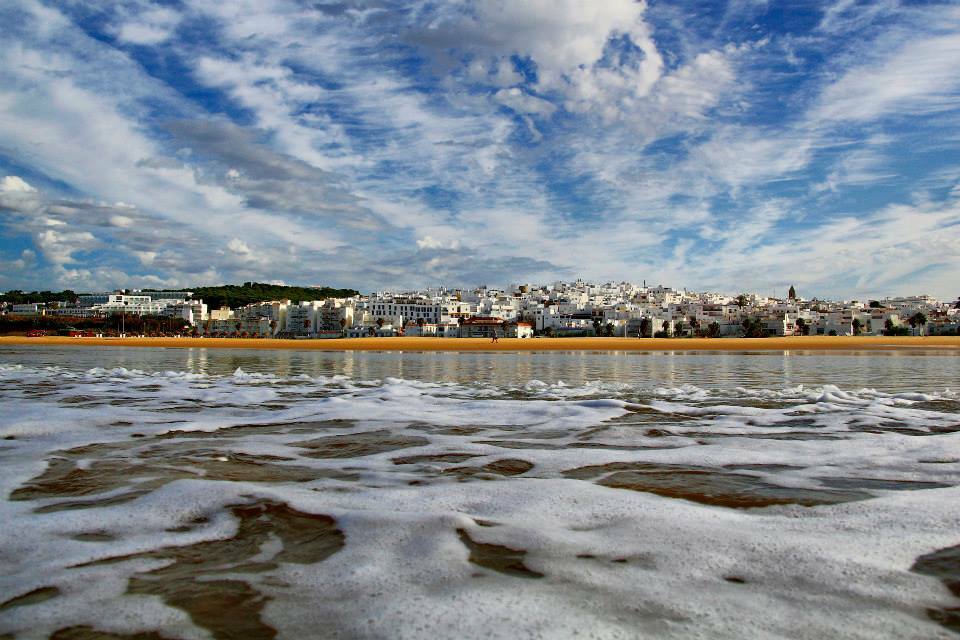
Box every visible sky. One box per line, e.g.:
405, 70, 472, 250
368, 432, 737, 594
1, 0, 959, 299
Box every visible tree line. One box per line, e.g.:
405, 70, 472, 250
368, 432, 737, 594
1, 282, 360, 309
154, 282, 360, 309
0, 290, 79, 305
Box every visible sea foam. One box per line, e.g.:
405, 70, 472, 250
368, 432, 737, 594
1, 357, 958, 639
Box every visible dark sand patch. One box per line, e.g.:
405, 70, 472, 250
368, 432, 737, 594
457, 529, 543, 579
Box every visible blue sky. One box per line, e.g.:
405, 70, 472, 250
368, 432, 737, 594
1, 0, 958, 299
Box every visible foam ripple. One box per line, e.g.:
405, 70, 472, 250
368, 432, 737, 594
1, 357, 959, 638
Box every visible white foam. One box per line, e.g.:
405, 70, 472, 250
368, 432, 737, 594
1, 358, 959, 639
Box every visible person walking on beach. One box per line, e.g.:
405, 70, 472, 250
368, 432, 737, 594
491, 331, 499, 343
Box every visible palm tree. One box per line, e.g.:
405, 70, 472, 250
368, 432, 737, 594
852, 318, 863, 336
234, 321, 242, 336
604, 322, 615, 337
795, 317, 807, 336
689, 317, 701, 337
544, 326, 555, 338
376, 317, 385, 329
367, 326, 376, 337
662, 320, 671, 337
592, 318, 602, 336
909, 312, 927, 335
339, 317, 347, 336
675, 320, 685, 337
736, 294, 747, 309
269, 319, 277, 336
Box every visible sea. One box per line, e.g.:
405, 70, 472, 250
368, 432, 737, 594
1, 345, 959, 639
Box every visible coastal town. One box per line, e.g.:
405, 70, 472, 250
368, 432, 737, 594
3, 280, 959, 339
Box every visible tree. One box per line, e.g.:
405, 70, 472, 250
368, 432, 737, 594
869, 300, 882, 308
852, 318, 863, 336
417, 317, 426, 328
544, 326, 555, 338
235, 321, 242, 335
707, 322, 721, 338
0, 289, 78, 305
795, 317, 807, 336
638, 317, 650, 338
604, 322, 615, 337
689, 317, 701, 337
788, 285, 796, 300
304, 318, 311, 333
741, 317, 765, 338
176, 282, 360, 310
592, 318, 602, 336
674, 321, 685, 337
376, 317, 385, 329
367, 326, 376, 337
662, 320, 672, 338
339, 317, 347, 335
736, 294, 748, 309
884, 318, 895, 335
269, 319, 277, 335
908, 312, 927, 334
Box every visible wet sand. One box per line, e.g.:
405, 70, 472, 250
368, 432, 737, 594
2, 335, 959, 351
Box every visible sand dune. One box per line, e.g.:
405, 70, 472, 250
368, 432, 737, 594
2, 335, 958, 352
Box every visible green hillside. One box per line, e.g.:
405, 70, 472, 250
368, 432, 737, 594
175, 282, 360, 309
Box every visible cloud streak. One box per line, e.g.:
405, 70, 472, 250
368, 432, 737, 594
0, 0, 958, 299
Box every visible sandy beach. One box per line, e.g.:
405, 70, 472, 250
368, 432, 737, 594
2, 335, 958, 352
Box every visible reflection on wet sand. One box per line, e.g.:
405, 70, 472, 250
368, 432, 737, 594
562, 462, 873, 508
912, 544, 960, 632
457, 528, 543, 579
81, 501, 344, 640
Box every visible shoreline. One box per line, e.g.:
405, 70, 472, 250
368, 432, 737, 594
1, 335, 959, 352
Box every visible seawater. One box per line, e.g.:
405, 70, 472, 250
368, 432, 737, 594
1, 346, 959, 639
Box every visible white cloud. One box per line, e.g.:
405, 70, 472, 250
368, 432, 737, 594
35, 228, 97, 265
419, 0, 657, 86
115, 7, 182, 45
227, 237, 251, 255
109, 215, 134, 227
0, 175, 36, 192
812, 31, 960, 123
468, 58, 523, 87
133, 250, 156, 266
691, 128, 814, 190
416, 235, 460, 251
817, 0, 900, 35
2, 0, 958, 299
493, 88, 556, 117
